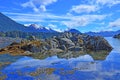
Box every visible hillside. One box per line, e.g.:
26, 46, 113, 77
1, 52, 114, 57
0, 12, 27, 32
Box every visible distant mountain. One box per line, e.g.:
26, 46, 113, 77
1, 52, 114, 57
66, 29, 81, 33
26, 24, 57, 33
0, 12, 27, 32
86, 30, 120, 37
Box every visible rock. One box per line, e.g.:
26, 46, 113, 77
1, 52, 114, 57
84, 36, 112, 51
59, 38, 75, 47
27, 36, 36, 41
113, 33, 120, 39
42, 45, 51, 51
50, 39, 58, 48
24, 51, 33, 55
59, 45, 67, 51
68, 46, 83, 51
0, 32, 113, 56
49, 48, 63, 53
10, 42, 19, 46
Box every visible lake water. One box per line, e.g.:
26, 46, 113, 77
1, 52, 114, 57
0, 37, 120, 80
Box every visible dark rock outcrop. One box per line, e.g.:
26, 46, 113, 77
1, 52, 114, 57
0, 32, 112, 56
48, 32, 112, 51
83, 35, 112, 51
113, 33, 120, 39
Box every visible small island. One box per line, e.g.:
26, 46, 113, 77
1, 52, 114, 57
0, 32, 113, 59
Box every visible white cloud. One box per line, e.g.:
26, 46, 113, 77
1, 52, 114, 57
3, 12, 107, 30
90, 18, 120, 32
3, 12, 66, 23
40, 5, 46, 12
95, 0, 120, 7
70, 5, 98, 14
69, 0, 120, 14
48, 24, 57, 28
48, 24, 62, 32
21, 0, 57, 12
109, 18, 120, 27
62, 15, 106, 28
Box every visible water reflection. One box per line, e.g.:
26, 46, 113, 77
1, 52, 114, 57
32, 50, 110, 60
0, 37, 120, 80
1, 51, 120, 80
0, 54, 22, 70
105, 37, 120, 52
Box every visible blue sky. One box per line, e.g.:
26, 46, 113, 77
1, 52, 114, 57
0, 0, 120, 32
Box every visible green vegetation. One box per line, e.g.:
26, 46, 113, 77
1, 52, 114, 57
0, 31, 60, 39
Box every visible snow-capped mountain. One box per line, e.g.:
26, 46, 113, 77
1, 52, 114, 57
26, 24, 57, 33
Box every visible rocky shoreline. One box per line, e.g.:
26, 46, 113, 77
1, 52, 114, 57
0, 32, 113, 58
113, 33, 120, 39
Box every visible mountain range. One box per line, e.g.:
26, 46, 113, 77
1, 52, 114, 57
0, 12, 120, 37
86, 30, 120, 37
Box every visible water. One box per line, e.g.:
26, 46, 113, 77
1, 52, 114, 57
0, 37, 120, 80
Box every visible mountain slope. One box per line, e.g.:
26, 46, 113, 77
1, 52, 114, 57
0, 12, 27, 32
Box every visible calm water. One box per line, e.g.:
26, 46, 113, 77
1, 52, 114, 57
0, 37, 120, 80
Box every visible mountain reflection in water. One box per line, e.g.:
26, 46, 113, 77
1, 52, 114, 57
0, 37, 120, 80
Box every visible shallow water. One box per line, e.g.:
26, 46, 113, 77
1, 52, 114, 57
0, 37, 120, 80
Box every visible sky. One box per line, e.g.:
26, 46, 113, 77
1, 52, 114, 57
0, 0, 120, 32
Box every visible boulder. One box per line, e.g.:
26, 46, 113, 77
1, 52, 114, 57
59, 45, 67, 51
84, 36, 112, 51
59, 38, 75, 47
68, 46, 83, 51
49, 39, 58, 48
49, 48, 63, 53
21, 44, 41, 53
